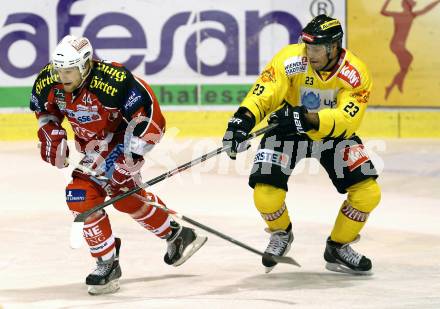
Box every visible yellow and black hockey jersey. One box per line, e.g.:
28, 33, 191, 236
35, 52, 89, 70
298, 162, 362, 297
241, 43, 372, 141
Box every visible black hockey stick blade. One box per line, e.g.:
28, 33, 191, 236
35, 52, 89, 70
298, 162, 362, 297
181, 215, 301, 267
265, 253, 301, 267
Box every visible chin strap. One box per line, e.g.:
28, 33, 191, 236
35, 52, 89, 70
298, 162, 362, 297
73, 62, 92, 92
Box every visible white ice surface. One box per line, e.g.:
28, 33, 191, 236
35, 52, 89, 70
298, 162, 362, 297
0, 138, 439, 309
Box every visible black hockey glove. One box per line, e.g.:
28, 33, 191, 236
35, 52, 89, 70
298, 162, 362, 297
222, 108, 255, 160
268, 104, 311, 135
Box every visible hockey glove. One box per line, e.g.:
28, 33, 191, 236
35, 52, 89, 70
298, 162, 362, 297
268, 104, 311, 135
222, 108, 255, 160
37, 121, 69, 168
109, 154, 144, 195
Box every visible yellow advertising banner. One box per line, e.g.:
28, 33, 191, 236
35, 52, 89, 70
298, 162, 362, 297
348, 0, 440, 107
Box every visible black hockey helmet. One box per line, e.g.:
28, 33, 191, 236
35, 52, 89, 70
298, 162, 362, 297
301, 15, 343, 45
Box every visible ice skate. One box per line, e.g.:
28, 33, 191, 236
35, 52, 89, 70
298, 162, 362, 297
164, 221, 207, 267
324, 235, 372, 275
86, 237, 122, 295
262, 225, 293, 273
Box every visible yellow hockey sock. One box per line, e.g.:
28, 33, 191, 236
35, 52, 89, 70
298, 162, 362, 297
254, 183, 290, 231
331, 178, 381, 243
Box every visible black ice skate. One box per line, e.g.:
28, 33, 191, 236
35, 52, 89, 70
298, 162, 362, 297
164, 221, 207, 267
86, 237, 122, 295
262, 225, 293, 273
324, 235, 372, 275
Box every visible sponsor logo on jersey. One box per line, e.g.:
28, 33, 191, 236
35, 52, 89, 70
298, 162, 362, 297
77, 104, 98, 112
89, 75, 119, 96
30, 94, 41, 112
96, 62, 127, 82
261, 66, 276, 82
284, 56, 308, 76
338, 61, 361, 88
301, 91, 321, 110
342, 144, 369, 172
40, 63, 52, 74
350, 90, 370, 104
300, 87, 337, 111
254, 149, 290, 168
104, 144, 124, 177
65, 109, 102, 124
55, 99, 66, 110
66, 189, 86, 202
125, 89, 142, 110
54, 88, 66, 109
71, 124, 96, 139
35, 74, 56, 95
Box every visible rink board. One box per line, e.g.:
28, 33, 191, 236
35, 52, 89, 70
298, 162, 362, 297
1, 109, 440, 140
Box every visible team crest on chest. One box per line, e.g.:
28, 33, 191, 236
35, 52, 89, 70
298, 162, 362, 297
54, 88, 66, 110
300, 87, 337, 111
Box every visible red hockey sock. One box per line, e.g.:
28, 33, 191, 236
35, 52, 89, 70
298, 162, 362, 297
133, 193, 173, 239
83, 211, 116, 259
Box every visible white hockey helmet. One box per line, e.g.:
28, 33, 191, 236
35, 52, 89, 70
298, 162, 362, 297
51, 35, 93, 79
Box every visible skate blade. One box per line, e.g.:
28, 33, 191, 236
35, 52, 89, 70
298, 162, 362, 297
173, 235, 208, 267
265, 265, 275, 274
87, 279, 120, 295
325, 262, 372, 276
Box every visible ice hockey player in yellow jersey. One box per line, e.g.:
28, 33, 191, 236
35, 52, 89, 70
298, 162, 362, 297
222, 15, 381, 275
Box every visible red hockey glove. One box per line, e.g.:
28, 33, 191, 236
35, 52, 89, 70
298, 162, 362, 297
109, 154, 144, 195
37, 121, 69, 168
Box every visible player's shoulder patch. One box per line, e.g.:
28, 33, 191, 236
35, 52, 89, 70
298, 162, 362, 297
89, 60, 131, 107
273, 44, 308, 77
33, 63, 57, 96
283, 56, 308, 77
337, 60, 361, 88
93, 60, 130, 84
261, 66, 276, 83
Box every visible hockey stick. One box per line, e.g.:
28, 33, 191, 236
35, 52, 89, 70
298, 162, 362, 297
70, 123, 277, 248
181, 214, 300, 267
71, 164, 299, 267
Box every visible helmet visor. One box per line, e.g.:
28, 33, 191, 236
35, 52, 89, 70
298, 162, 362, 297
305, 44, 327, 58
50, 64, 81, 84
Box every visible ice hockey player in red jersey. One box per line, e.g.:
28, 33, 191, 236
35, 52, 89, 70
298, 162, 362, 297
30, 35, 207, 295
